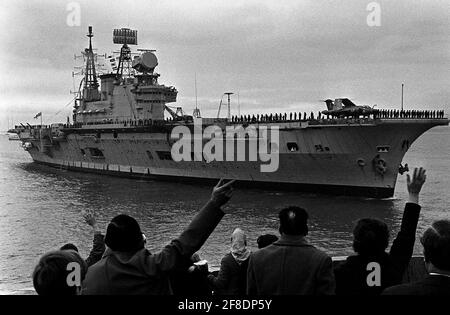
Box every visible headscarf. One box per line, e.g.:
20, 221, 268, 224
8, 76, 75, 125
230, 228, 251, 264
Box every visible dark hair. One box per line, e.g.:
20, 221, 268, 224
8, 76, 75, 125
257, 234, 279, 249
32, 250, 87, 295
421, 220, 450, 271
105, 214, 144, 252
353, 218, 389, 256
278, 207, 309, 236
60, 243, 79, 252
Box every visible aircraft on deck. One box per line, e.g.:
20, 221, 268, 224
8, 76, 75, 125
321, 98, 376, 117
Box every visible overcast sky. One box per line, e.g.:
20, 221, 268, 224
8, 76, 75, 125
0, 0, 448, 130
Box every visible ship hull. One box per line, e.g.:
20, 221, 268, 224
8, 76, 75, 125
19, 118, 448, 198
31, 159, 395, 198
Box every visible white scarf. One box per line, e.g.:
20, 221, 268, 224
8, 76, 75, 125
230, 228, 251, 264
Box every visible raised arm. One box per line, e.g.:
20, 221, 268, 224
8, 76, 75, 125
390, 168, 426, 266
149, 179, 235, 273
83, 211, 106, 267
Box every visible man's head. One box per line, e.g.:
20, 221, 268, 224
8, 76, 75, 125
105, 214, 144, 252
353, 218, 389, 256
191, 253, 201, 263
421, 220, 450, 272
257, 234, 279, 249
60, 243, 79, 252
33, 250, 87, 295
278, 207, 309, 236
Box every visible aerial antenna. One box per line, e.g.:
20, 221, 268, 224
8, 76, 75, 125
237, 92, 241, 117
70, 71, 77, 96
217, 92, 234, 120
193, 73, 201, 118
224, 92, 234, 121
217, 96, 224, 119
85, 26, 98, 88
401, 83, 404, 110
195, 73, 198, 109
82, 26, 100, 101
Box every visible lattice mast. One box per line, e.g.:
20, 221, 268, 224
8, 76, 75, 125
113, 28, 138, 78
82, 26, 100, 101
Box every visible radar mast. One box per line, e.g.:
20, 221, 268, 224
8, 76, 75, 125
82, 26, 100, 102
113, 28, 138, 78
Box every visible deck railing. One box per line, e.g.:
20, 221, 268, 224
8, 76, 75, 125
14, 109, 447, 132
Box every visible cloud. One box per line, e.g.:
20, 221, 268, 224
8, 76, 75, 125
0, 0, 449, 130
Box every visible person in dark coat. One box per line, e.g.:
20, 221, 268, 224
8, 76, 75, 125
81, 179, 235, 295
169, 253, 211, 296
247, 207, 335, 295
383, 220, 450, 295
256, 234, 278, 249
32, 212, 105, 295
208, 228, 251, 295
334, 167, 427, 295
33, 250, 88, 295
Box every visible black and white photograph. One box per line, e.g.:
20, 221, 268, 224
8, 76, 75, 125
0, 0, 449, 304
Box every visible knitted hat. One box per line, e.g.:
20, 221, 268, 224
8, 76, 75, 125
105, 214, 144, 252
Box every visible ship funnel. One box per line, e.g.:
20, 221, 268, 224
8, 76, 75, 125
132, 52, 158, 74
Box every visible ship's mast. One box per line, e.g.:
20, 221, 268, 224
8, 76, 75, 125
225, 92, 234, 121
82, 26, 100, 102
193, 73, 201, 118
113, 28, 138, 78
116, 44, 131, 77
401, 83, 404, 110
84, 27, 99, 90
216, 92, 234, 120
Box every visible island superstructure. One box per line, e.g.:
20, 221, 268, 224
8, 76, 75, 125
12, 27, 449, 198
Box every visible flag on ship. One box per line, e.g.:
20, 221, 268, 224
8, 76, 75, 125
34, 112, 42, 119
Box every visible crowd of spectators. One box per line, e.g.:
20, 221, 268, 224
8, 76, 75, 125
32, 168, 450, 295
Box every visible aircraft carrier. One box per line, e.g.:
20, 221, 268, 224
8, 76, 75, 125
12, 27, 449, 198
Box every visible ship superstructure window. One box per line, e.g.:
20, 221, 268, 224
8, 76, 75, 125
287, 142, 299, 152
377, 146, 390, 153
88, 148, 105, 158
156, 151, 173, 161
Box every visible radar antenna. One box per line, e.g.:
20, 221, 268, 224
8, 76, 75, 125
113, 28, 138, 78
193, 73, 201, 118
216, 92, 234, 120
